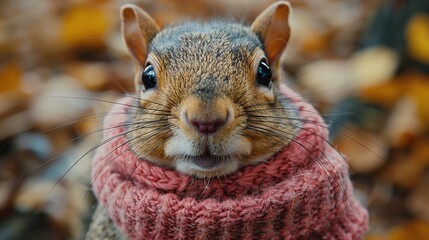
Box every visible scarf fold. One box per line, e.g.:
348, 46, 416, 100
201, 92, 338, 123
92, 86, 368, 239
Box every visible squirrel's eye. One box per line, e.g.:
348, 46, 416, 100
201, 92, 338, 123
141, 65, 157, 90
256, 60, 272, 88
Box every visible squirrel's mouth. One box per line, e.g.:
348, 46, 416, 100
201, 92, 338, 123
187, 152, 230, 169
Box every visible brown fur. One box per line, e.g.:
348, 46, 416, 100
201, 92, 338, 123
121, 1, 299, 178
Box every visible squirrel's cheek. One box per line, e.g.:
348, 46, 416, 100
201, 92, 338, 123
139, 88, 156, 100
164, 129, 200, 157
211, 135, 251, 156
257, 85, 274, 101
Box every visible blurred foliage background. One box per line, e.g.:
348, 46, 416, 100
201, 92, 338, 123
1, 0, 429, 239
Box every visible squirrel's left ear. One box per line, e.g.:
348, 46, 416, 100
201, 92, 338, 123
251, 1, 291, 64
121, 4, 160, 67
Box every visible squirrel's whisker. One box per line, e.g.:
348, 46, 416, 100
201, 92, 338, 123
87, 126, 173, 202
20, 120, 165, 184
245, 122, 350, 206
117, 130, 172, 200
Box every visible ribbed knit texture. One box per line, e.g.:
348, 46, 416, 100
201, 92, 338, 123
91, 85, 368, 240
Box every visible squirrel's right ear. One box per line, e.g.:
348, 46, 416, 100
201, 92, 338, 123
121, 4, 160, 66
251, 1, 291, 64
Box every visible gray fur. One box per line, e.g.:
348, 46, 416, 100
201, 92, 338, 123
147, 22, 262, 102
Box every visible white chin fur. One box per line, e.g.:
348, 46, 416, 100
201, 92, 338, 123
210, 133, 251, 155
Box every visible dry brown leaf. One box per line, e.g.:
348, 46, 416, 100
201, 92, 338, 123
336, 126, 387, 173
406, 73, 429, 128
388, 220, 429, 240
359, 80, 402, 108
383, 97, 422, 148
408, 173, 429, 222
0, 61, 20, 93
381, 139, 429, 188
365, 234, 387, 240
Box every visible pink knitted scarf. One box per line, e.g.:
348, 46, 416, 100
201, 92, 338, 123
92, 85, 368, 239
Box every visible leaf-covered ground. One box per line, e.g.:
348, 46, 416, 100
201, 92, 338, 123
1, 0, 429, 239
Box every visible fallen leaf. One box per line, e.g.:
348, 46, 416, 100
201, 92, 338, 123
389, 220, 429, 240
0, 61, 20, 93
406, 14, 429, 65
61, 3, 112, 50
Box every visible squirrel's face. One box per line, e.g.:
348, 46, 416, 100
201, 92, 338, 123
121, 2, 295, 178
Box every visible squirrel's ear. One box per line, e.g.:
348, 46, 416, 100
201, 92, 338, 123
251, 1, 291, 64
121, 4, 160, 66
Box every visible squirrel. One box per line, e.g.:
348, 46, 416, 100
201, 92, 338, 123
86, 1, 368, 239
122, 1, 297, 179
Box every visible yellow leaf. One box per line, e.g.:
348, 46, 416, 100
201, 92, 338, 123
61, 3, 112, 49
406, 14, 429, 65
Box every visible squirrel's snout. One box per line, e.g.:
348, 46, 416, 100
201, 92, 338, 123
181, 96, 231, 135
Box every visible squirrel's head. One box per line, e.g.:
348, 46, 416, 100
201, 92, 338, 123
121, 1, 296, 178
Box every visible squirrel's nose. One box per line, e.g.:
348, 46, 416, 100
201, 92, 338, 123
181, 96, 230, 135
189, 119, 226, 134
